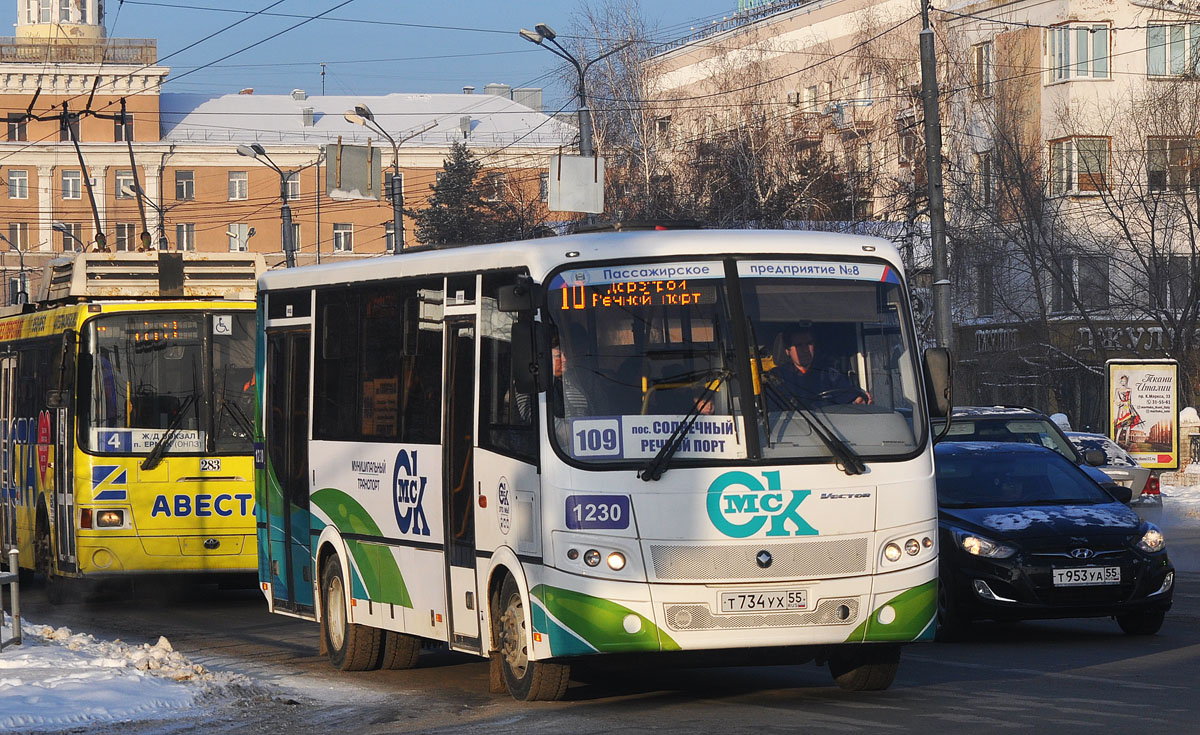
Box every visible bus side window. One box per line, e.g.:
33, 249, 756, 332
479, 272, 537, 463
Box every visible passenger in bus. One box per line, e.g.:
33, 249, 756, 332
767, 326, 870, 405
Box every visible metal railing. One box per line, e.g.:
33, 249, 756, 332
649, 0, 818, 57
0, 549, 20, 651
0, 37, 156, 65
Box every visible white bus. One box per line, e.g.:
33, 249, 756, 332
254, 230, 950, 700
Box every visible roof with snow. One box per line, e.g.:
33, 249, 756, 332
159, 92, 577, 149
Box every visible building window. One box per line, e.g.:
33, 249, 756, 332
175, 223, 195, 251
1148, 138, 1199, 191
6, 114, 26, 142
1054, 255, 1109, 312
38, 0, 50, 23
284, 171, 300, 200
484, 172, 506, 202
114, 114, 134, 142
115, 223, 136, 251
115, 170, 136, 198
175, 170, 194, 200
228, 171, 248, 201
539, 171, 549, 202
1150, 254, 1191, 311
57, 222, 81, 251
856, 72, 874, 105
655, 116, 671, 140
1147, 24, 1200, 77
976, 151, 994, 206
62, 170, 82, 200
58, 0, 70, 22
228, 223, 250, 252
977, 262, 995, 317
1047, 24, 1110, 82
973, 41, 994, 98
7, 222, 28, 250
385, 222, 396, 253
59, 114, 79, 142
7, 170, 28, 199
1050, 137, 1109, 195
333, 223, 353, 252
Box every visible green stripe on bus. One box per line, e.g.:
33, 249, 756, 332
312, 487, 413, 608
845, 579, 937, 643
530, 584, 680, 653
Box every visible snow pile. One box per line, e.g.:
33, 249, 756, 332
0, 618, 251, 733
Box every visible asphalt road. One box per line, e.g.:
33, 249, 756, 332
13, 504, 1200, 734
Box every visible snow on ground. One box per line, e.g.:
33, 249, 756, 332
0, 617, 252, 733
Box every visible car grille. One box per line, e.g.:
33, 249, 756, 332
1025, 545, 1140, 606
648, 537, 870, 581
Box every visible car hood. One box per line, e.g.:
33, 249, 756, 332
940, 502, 1142, 544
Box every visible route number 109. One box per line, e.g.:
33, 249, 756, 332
570, 419, 622, 458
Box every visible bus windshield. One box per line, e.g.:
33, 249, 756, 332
544, 258, 924, 466
81, 311, 256, 455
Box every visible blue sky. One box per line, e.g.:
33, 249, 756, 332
95, 1, 742, 104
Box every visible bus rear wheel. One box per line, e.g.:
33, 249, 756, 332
493, 575, 569, 701
828, 644, 900, 691
320, 554, 382, 671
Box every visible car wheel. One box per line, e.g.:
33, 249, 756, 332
1116, 608, 1166, 636
935, 576, 968, 642
493, 575, 570, 701
320, 554, 382, 671
828, 644, 901, 691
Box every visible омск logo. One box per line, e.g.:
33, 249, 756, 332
393, 449, 430, 536
706, 470, 818, 538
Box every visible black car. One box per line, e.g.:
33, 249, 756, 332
935, 442, 1174, 639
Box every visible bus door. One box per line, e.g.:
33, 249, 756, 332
265, 328, 314, 613
0, 354, 14, 553
52, 405, 76, 573
443, 315, 480, 650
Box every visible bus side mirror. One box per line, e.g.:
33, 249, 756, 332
48, 328, 77, 408
923, 347, 951, 418
510, 317, 546, 393
498, 275, 539, 313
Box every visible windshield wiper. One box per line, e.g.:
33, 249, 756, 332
762, 376, 866, 475
141, 393, 197, 471
639, 369, 728, 482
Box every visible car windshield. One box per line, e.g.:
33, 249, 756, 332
1069, 435, 1139, 467
936, 449, 1114, 507
81, 311, 255, 455
542, 258, 924, 466
939, 418, 1078, 462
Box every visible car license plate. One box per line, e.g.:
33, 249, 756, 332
720, 589, 807, 613
1052, 567, 1121, 586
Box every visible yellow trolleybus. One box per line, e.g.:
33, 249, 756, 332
0, 251, 263, 602
256, 230, 950, 699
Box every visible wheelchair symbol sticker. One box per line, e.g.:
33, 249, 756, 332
213, 315, 233, 336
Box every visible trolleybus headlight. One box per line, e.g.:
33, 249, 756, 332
905, 538, 921, 556
96, 510, 124, 528
606, 552, 626, 571
883, 543, 902, 562
583, 549, 601, 567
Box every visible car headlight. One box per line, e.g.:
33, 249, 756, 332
1137, 524, 1165, 553
954, 529, 1016, 559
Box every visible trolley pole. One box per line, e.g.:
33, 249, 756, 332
920, 0, 952, 350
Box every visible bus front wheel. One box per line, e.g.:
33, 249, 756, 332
828, 644, 900, 691
493, 575, 569, 701
320, 554, 382, 671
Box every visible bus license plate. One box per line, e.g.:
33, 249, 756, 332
1052, 567, 1121, 586
720, 589, 807, 613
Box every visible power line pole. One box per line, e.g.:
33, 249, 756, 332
920, 0, 952, 350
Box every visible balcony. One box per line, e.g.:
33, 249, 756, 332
0, 37, 157, 65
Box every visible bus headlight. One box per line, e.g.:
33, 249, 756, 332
96, 510, 124, 528
607, 552, 626, 571
583, 549, 601, 567
883, 543, 902, 562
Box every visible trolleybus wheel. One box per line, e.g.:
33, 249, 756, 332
494, 575, 569, 701
380, 630, 422, 670
320, 554, 382, 671
828, 644, 900, 691
34, 510, 69, 605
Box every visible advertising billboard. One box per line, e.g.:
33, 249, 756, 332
1106, 359, 1178, 470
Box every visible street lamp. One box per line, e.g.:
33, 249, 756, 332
236, 143, 296, 268
52, 221, 87, 252
0, 232, 26, 304
518, 23, 634, 158
121, 183, 171, 250
343, 105, 435, 253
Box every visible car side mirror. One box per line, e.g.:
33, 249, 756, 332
1104, 482, 1133, 505
1084, 449, 1106, 467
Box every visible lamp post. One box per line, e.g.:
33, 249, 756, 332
225, 227, 256, 252
236, 143, 296, 268
0, 232, 26, 304
343, 106, 435, 253
52, 221, 87, 252
121, 183, 171, 250
518, 23, 633, 159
